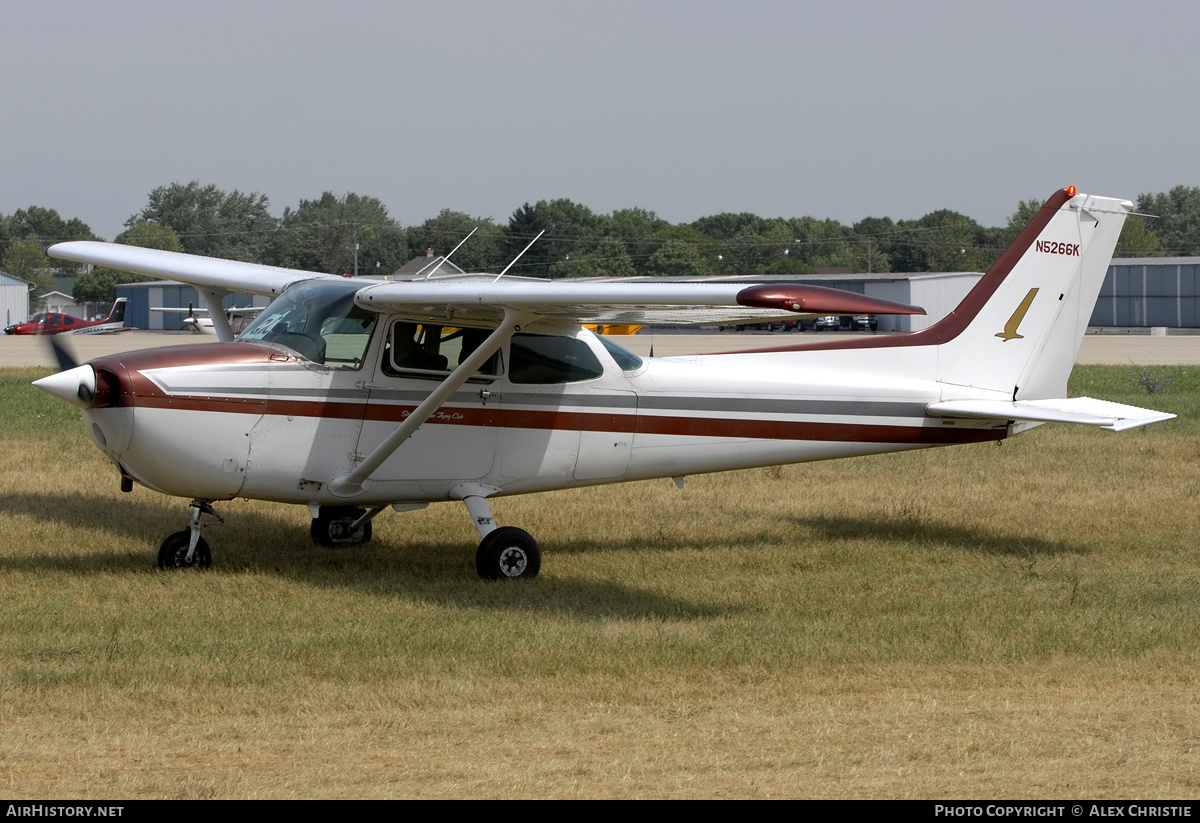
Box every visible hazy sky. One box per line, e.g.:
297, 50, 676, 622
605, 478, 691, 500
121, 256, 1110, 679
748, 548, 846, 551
3, 0, 1199, 240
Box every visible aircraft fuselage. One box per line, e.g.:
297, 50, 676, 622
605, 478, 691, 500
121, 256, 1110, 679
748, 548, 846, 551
75, 325, 1006, 508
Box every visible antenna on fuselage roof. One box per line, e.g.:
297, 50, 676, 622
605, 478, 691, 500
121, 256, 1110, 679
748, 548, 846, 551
420, 227, 477, 279
494, 229, 545, 282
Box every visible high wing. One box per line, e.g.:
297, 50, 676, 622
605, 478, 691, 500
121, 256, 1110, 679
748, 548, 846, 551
48, 241, 337, 341
47, 241, 328, 298
49, 240, 925, 327
352, 277, 925, 327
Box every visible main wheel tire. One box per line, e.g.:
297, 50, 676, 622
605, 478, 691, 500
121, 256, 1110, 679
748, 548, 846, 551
157, 530, 212, 570
311, 507, 372, 547
476, 527, 541, 581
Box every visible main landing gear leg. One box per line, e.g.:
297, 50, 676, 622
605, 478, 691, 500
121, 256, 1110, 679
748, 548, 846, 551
158, 499, 222, 570
460, 492, 541, 581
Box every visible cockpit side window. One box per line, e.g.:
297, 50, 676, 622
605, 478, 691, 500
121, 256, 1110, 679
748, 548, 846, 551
508, 333, 604, 384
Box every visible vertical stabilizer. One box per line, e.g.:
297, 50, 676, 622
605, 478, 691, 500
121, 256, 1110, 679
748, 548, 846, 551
107, 298, 127, 325
934, 189, 1131, 400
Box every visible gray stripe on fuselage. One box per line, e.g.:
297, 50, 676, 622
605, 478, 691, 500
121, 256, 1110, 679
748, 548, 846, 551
636, 395, 928, 418
154, 384, 927, 418
158, 385, 369, 401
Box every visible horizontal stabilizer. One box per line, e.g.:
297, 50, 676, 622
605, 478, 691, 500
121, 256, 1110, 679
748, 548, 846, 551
927, 397, 1175, 432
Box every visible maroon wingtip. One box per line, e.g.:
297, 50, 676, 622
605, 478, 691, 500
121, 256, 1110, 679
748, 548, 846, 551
736, 283, 926, 316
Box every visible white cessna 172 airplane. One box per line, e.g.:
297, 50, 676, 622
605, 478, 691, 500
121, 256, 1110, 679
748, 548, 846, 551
36, 187, 1173, 579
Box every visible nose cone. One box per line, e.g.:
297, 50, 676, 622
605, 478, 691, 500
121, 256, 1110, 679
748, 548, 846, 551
33, 365, 97, 408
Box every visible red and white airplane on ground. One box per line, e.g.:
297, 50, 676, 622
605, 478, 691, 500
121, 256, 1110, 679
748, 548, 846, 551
36, 188, 1173, 579
4, 298, 127, 336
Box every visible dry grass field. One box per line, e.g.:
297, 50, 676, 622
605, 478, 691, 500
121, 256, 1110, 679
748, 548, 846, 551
1, 365, 1197, 798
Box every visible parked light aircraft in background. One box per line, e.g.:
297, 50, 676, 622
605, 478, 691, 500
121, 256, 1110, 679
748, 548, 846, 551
36, 188, 1173, 579
5, 298, 128, 336
151, 304, 262, 335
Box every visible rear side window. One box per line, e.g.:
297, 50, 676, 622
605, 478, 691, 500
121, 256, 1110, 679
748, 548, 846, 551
509, 334, 603, 384
595, 334, 643, 371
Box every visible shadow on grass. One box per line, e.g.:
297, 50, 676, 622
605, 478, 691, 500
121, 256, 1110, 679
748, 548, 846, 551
787, 514, 1092, 557
0, 491, 728, 620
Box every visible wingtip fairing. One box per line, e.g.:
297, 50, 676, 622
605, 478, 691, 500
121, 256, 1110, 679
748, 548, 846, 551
735, 284, 926, 317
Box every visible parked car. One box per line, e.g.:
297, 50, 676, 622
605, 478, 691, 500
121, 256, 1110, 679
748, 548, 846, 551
811, 315, 842, 331
850, 315, 878, 331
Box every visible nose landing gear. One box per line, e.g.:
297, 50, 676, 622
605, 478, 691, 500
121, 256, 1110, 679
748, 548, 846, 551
158, 500, 222, 569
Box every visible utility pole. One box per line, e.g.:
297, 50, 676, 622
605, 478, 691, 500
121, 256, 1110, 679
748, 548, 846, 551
352, 222, 360, 277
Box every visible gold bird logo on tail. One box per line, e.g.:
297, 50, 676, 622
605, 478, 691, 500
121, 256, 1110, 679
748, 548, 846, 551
996, 288, 1039, 341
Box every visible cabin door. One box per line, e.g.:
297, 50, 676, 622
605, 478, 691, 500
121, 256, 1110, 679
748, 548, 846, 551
355, 320, 500, 482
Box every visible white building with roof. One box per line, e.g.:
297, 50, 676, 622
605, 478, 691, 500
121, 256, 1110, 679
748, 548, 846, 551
0, 271, 31, 328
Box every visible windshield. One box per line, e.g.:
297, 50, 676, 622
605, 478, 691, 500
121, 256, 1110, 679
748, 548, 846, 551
239, 280, 376, 369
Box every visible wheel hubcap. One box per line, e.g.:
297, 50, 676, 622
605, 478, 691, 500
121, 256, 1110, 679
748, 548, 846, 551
498, 547, 528, 577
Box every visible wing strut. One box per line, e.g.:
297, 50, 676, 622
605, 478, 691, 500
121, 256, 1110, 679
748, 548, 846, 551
327, 307, 536, 498
198, 288, 235, 342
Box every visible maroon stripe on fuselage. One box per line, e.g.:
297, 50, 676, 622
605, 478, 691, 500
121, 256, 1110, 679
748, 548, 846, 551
718, 187, 1076, 356
632, 413, 1000, 444
126, 391, 1000, 446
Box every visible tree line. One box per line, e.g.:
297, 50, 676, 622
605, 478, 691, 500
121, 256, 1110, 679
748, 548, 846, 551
1, 181, 1193, 303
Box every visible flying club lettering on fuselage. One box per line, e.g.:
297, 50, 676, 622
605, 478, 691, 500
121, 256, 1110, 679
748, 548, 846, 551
1035, 240, 1080, 256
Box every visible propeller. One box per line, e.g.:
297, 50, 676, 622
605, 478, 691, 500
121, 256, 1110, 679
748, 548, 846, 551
41, 328, 80, 371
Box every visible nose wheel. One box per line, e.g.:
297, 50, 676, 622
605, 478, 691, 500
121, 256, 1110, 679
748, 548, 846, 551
158, 531, 212, 569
